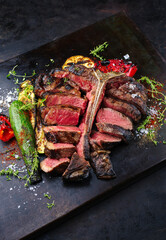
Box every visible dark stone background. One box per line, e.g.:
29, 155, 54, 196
0, 0, 166, 239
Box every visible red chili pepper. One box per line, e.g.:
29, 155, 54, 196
0, 114, 14, 142
95, 59, 138, 77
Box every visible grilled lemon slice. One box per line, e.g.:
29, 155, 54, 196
62, 55, 94, 69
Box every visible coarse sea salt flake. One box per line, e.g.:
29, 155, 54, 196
124, 54, 130, 60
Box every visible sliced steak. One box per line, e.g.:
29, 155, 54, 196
35, 73, 61, 97
76, 70, 124, 160
90, 151, 116, 179
35, 71, 81, 97
40, 158, 70, 174
90, 131, 121, 151
107, 75, 147, 100
106, 76, 147, 114
103, 97, 141, 122
63, 152, 90, 181
96, 122, 133, 142
40, 105, 81, 126
45, 142, 75, 159
43, 126, 81, 144
45, 93, 87, 114
45, 84, 81, 97
96, 108, 133, 130
76, 130, 90, 160
52, 64, 97, 92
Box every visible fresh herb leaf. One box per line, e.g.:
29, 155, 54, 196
19, 98, 45, 111
74, 67, 80, 71
25, 150, 39, 186
90, 42, 108, 60
0, 167, 26, 181
6, 65, 36, 83
44, 193, 51, 199
6, 176, 12, 181
47, 200, 55, 209
64, 77, 68, 83
137, 76, 166, 145
137, 116, 151, 131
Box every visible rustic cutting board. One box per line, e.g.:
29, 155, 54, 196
0, 12, 165, 240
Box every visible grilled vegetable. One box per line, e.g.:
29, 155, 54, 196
62, 55, 94, 69
9, 100, 41, 184
18, 80, 36, 129
0, 114, 14, 142
35, 98, 46, 154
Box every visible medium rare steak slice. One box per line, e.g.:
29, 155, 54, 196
40, 105, 81, 126
90, 131, 121, 151
45, 142, 75, 159
96, 122, 133, 142
90, 151, 116, 179
63, 152, 90, 181
96, 108, 133, 130
40, 158, 70, 174
43, 126, 81, 144
45, 93, 87, 114
103, 97, 141, 122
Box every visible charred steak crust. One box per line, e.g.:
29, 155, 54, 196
96, 122, 133, 142
35, 73, 62, 98
63, 152, 90, 181
90, 151, 116, 179
106, 76, 147, 114
52, 64, 97, 92
90, 132, 121, 151
103, 97, 141, 122
44, 142, 76, 159
43, 126, 81, 144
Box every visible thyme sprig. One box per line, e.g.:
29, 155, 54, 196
90, 42, 108, 60
47, 200, 55, 209
137, 76, 166, 145
19, 98, 46, 111
0, 168, 27, 181
7, 65, 36, 82
44, 193, 51, 199
24, 150, 39, 187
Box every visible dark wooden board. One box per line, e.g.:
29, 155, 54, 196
0, 12, 166, 240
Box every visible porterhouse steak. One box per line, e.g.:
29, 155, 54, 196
35, 62, 147, 181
